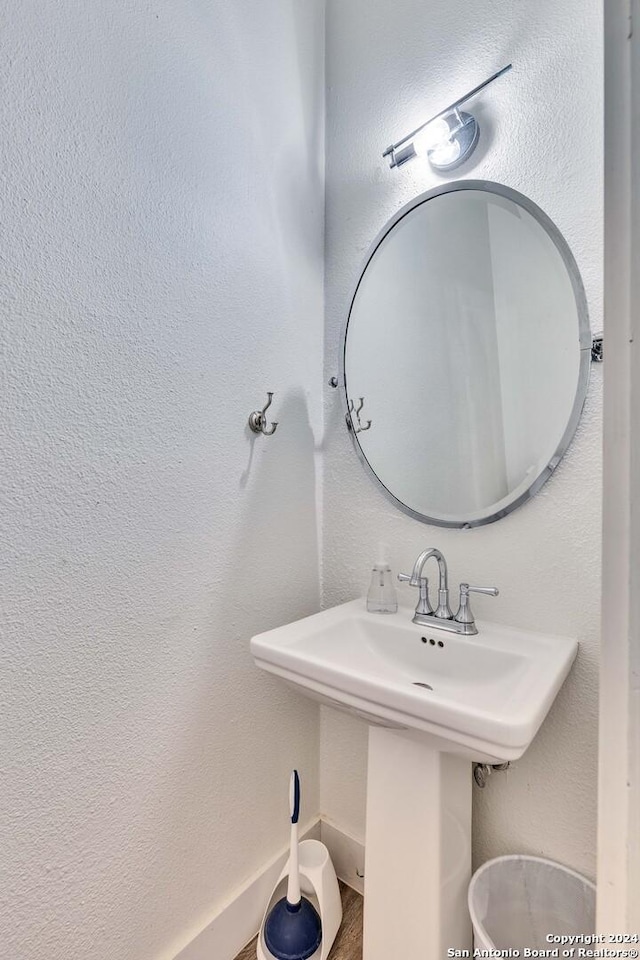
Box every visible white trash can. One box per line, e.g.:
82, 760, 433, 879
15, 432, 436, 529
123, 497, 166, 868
468, 855, 596, 951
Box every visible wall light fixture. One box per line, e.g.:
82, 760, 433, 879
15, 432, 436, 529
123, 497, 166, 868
383, 64, 512, 173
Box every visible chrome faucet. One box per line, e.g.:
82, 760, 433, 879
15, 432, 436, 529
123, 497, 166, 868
398, 548, 498, 635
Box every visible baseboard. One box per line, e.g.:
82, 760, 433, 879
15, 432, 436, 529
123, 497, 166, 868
319, 819, 365, 896
172, 819, 363, 960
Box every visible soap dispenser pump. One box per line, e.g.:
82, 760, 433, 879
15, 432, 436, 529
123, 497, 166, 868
367, 544, 398, 614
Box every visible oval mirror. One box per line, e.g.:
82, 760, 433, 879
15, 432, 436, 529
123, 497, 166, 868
341, 181, 591, 527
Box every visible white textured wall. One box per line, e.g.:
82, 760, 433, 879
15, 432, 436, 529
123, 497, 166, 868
1, 3, 324, 959
322, 0, 602, 880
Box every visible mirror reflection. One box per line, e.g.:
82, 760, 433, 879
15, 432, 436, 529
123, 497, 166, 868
343, 183, 590, 527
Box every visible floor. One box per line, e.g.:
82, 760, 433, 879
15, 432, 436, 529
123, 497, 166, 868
234, 882, 363, 960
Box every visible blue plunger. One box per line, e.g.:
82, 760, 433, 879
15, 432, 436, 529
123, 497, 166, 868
264, 770, 322, 960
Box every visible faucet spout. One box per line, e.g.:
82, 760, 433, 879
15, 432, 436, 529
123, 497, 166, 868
411, 548, 452, 619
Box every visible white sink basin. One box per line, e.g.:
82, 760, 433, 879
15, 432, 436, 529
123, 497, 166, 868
250, 599, 578, 762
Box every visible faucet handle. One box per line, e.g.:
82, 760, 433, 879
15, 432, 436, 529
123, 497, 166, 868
454, 583, 499, 627
397, 573, 433, 616
464, 585, 499, 597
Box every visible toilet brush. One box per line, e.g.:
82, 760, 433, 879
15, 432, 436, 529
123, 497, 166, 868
263, 771, 322, 960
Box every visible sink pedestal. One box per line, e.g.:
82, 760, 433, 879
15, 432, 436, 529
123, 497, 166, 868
363, 727, 472, 960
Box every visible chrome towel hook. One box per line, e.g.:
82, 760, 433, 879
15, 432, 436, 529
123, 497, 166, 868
248, 392, 279, 436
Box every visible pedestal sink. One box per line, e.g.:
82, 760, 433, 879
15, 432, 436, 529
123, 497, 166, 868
250, 599, 578, 960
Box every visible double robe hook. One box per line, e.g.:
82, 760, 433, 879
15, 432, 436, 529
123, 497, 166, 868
248, 392, 278, 436
348, 397, 371, 434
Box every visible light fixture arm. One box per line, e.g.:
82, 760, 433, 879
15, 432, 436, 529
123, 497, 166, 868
383, 63, 512, 167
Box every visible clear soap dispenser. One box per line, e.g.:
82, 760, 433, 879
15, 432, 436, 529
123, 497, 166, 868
366, 543, 398, 614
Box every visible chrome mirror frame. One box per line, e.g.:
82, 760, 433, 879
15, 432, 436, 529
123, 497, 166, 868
339, 180, 592, 528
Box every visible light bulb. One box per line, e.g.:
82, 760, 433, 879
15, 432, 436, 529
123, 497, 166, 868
412, 116, 452, 156
427, 137, 462, 167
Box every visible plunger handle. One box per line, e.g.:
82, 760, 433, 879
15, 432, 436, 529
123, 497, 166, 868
286, 770, 301, 906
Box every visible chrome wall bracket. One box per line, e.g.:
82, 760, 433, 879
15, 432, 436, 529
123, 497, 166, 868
591, 333, 603, 363
248, 392, 278, 436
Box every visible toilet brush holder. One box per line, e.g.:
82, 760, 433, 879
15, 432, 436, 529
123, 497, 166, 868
257, 840, 342, 960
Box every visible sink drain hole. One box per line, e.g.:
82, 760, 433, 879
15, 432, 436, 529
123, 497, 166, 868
413, 681, 434, 691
